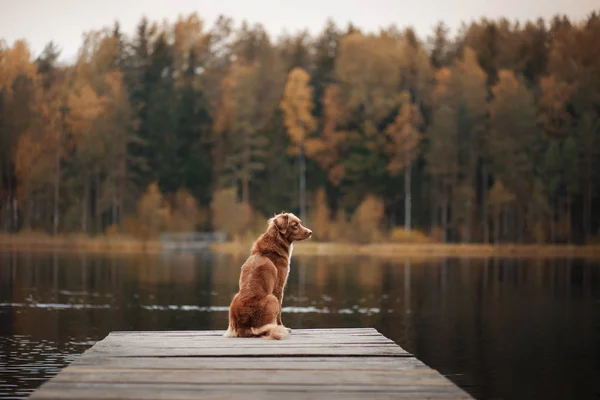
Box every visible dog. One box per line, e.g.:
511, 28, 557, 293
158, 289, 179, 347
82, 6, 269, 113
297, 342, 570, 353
224, 212, 312, 340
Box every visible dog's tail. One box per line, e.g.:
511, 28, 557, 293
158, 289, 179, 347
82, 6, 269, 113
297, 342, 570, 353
250, 324, 289, 340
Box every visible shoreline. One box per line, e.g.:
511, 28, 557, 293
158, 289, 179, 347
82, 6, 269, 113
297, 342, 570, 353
1, 234, 599, 259
210, 241, 600, 259
0, 234, 162, 254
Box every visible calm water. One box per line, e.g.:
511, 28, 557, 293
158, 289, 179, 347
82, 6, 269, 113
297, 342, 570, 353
0, 251, 599, 400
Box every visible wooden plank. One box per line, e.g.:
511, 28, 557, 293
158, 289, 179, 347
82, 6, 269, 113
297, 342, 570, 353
106, 328, 380, 337
31, 382, 472, 400
70, 356, 429, 370
52, 370, 452, 387
31, 328, 473, 400
100, 334, 393, 343
85, 345, 408, 357
96, 338, 396, 346
95, 341, 398, 347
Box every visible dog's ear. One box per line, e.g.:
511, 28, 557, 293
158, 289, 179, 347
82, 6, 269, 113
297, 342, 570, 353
274, 213, 289, 234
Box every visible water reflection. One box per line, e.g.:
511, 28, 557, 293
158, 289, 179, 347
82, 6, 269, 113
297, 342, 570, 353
0, 251, 599, 400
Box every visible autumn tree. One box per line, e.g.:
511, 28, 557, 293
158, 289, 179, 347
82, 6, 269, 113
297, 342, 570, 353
333, 33, 403, 210
426, 101, 458, 242
281, 67, 317, 220
385, 91, 423, 231
489, 70, 540, 242
451, 47, 488, 242
137, 182, 170, 239
218, 60, 268, 206
304, 85, 347, 190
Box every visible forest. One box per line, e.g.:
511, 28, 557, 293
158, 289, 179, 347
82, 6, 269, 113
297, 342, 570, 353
0, 12, 599, 244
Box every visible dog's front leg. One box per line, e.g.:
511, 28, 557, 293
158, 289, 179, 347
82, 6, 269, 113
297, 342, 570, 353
273, 288, 292, 333
273, 287, 284, 326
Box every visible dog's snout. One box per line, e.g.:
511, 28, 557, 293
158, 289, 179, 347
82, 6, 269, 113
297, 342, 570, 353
307, 229, 313, 235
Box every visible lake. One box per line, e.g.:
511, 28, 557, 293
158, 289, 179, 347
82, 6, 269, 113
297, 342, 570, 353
0, 250, 599, 400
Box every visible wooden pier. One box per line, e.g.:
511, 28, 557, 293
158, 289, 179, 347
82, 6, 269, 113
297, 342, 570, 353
31, 328, 473, 399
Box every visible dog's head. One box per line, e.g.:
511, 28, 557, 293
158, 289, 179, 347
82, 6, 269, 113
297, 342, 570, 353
269, 212, 312, 242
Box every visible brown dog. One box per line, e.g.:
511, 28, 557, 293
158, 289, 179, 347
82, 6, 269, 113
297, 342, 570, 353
224, 212, 312, 340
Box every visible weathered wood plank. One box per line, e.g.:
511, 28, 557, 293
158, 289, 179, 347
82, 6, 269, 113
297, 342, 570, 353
108, 328, 380, 336
70, 356, 429, 370
52, 369, 448, 385
96, 339, 398, 349
85, 345, 409, 357
31, 382, 472, 400
100, 334, 394, 344
31, 328, 473, 400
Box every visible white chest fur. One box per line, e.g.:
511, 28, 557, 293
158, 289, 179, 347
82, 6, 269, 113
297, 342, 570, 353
286, 243, 293, 281
287, 243, 294, 269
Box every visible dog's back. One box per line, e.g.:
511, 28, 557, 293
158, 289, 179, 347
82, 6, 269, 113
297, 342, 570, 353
226, 255, 283, 338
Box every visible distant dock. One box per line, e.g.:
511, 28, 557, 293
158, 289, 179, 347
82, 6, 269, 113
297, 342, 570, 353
158, 232, 227, 251
30, 328, 473, 399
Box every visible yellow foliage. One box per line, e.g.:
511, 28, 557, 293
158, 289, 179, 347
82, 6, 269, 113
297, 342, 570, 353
308, 188, 331, 241
328, 210, 351, 242
349, 195, 386, 244
429, 226, 445, 242
136, 182, 171, 239
304, 85, 347, 187
0, 40, 38, 94
172, 13, 207, 77
123, 216, 145, 238
488, 180, 516, 208
105, 224, 121, 237
14, 132, 46, 204
168, 188, 200, 232
389, 228, 433, 243
432, 67, 453, 104
281, 67, 317, 146
385, 91, 423, 175
66, 84, 103, 141
335, 33, 403, 122
210, 188, 253, 241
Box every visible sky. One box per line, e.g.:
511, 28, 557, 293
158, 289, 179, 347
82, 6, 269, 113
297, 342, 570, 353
0, 0, 598, 63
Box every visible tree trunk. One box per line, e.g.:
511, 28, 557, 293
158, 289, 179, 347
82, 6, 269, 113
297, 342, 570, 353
481, 165, 489, 244
502, 205, 509, 243
441, 192, 448, 243
494, 208, 500, 245
112, 179, 118, 228
12, 192, 17, 232
53, 145, 60, 236
8, 168, 17, 231
82, 175, 89, 234
25, 198, 32, 230
95, 165, 101, 233
298, 143, 307, 221
566, 191, 572, 245
516, 204, 524, 243
550, 201, 556, 244
118, 155, 127, 233
430, 187, 438, 233
241, 142, 250, 206
119, 157, 126, 232
404, 160, 411, 232
465, 181, 473, 243
584, 154, 592, 242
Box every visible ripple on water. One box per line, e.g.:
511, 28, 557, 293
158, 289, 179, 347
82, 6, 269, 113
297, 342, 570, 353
0, 336, 87, 399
